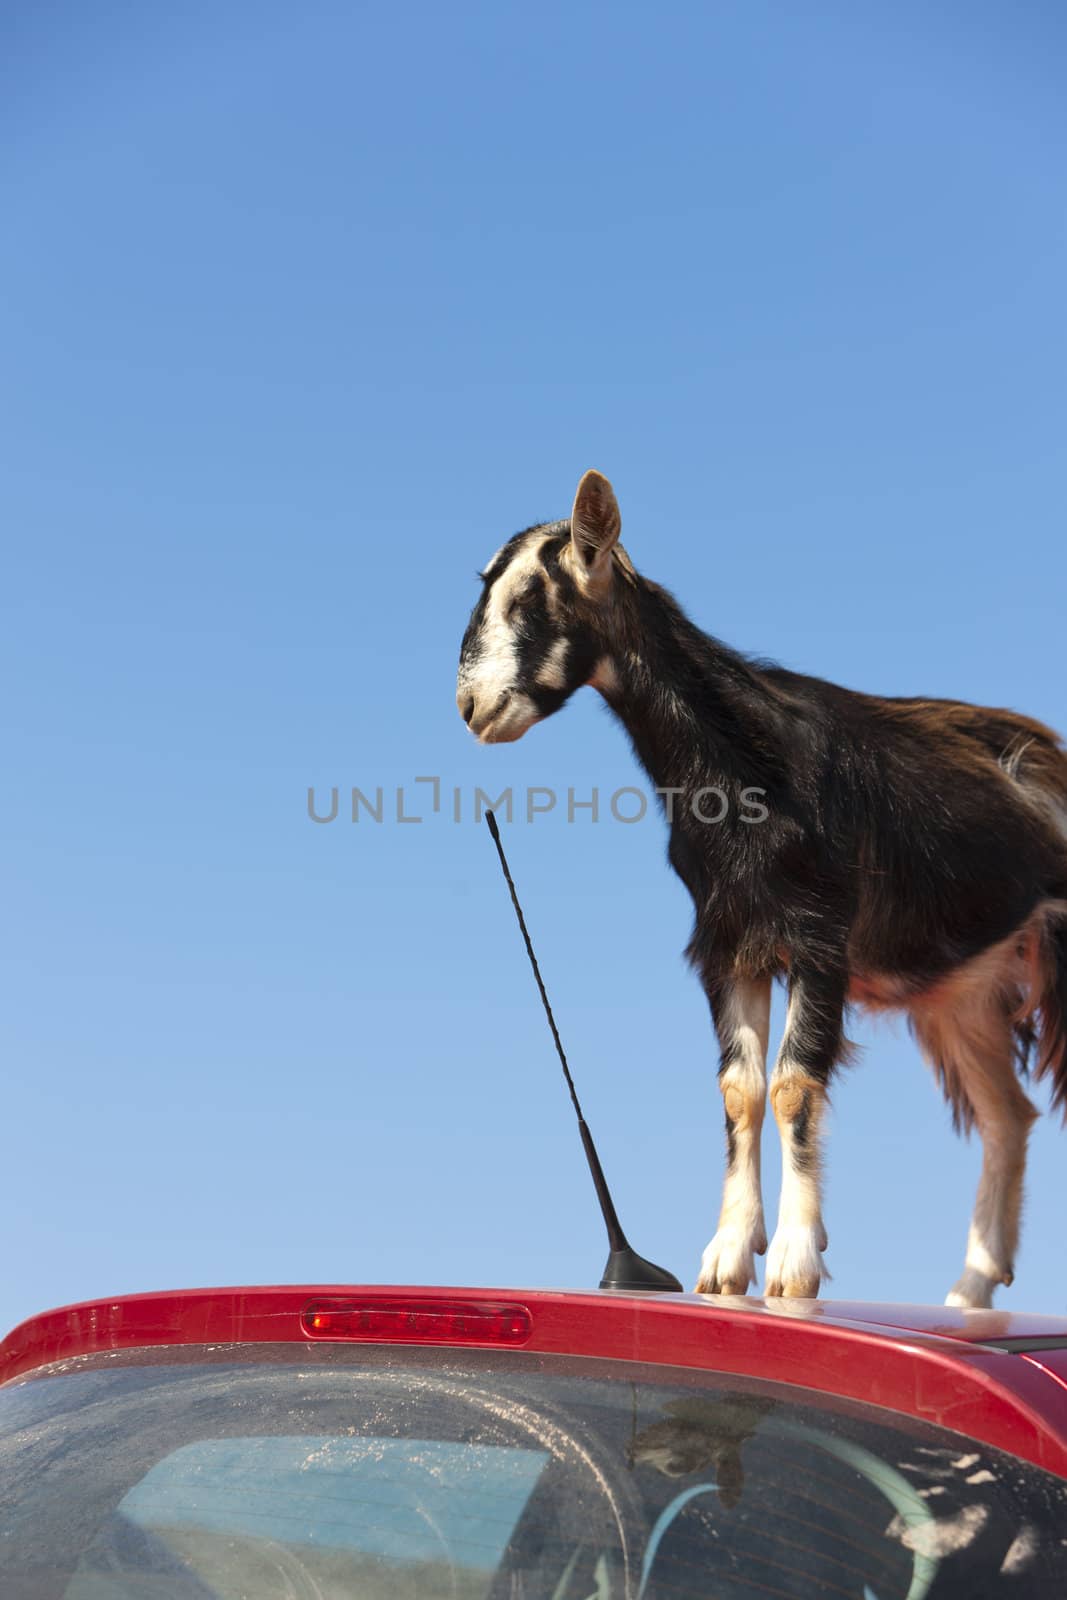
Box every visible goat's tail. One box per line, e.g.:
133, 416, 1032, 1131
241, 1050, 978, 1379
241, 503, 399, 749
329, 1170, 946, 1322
1031, 910, 1067, 1118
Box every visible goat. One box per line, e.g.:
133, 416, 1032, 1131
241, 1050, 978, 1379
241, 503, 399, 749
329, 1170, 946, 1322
456, 470, 1067, 1305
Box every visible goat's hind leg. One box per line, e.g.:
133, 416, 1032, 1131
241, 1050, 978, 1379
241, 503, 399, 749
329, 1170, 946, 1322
911, 977, 1038, 1310
696, 976, 771, 1295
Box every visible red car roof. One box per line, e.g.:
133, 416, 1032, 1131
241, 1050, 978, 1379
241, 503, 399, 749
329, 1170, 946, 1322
5, 1286, 1067, 1480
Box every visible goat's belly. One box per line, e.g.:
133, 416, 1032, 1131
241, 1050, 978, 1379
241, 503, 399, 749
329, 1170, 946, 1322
849, 961, 1020, 1014
849, 900, 1066, 1016
847, 972, 914, 1011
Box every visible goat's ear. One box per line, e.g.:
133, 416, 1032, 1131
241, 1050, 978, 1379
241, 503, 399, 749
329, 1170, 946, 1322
569, 470, 621, 585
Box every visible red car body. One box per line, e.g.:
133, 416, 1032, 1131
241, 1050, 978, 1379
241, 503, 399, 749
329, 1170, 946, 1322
4, 1285, 1067, 1479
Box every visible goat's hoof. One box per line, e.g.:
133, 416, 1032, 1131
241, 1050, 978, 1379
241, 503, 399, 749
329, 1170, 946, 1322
695, 1226, 763, 1295
945, 1267, 1000, 1310
765, 1274, 821, 1298
695, 1276, 750, 1297
764, 1225, 827, 1300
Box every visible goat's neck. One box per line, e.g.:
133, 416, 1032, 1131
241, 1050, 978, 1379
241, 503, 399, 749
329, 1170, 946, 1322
591, 578, 784, 793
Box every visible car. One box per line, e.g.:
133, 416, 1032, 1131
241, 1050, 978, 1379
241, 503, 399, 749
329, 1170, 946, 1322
3, 1284, 1067, 1598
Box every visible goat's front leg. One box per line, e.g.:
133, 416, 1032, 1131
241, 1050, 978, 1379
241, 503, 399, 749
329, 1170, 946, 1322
765, 966, 848, 1298
695, 976, 771, 1295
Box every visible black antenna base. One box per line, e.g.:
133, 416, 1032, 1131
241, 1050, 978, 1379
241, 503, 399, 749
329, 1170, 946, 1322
600, 1245, 685, 1294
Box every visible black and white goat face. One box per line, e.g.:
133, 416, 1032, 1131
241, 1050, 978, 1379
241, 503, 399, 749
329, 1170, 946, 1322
456, 470, 622, 744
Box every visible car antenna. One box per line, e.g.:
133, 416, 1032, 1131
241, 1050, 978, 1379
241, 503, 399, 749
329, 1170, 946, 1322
484, 810, 683, 1294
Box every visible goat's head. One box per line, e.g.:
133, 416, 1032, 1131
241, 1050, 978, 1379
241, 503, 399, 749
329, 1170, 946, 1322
456, 469, 626, 743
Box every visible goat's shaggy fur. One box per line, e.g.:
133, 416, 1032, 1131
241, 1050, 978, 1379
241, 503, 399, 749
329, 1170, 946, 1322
457, 471, 1067, 1305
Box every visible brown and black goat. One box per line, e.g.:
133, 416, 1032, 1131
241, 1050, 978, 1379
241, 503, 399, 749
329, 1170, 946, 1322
456, 470, 1067, 1306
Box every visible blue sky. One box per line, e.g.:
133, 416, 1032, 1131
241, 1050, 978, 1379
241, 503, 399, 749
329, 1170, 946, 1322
2, 2, 1065, 1336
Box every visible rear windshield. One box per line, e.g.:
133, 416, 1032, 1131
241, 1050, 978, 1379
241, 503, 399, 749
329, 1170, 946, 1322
1, 1343, 1065, 1599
